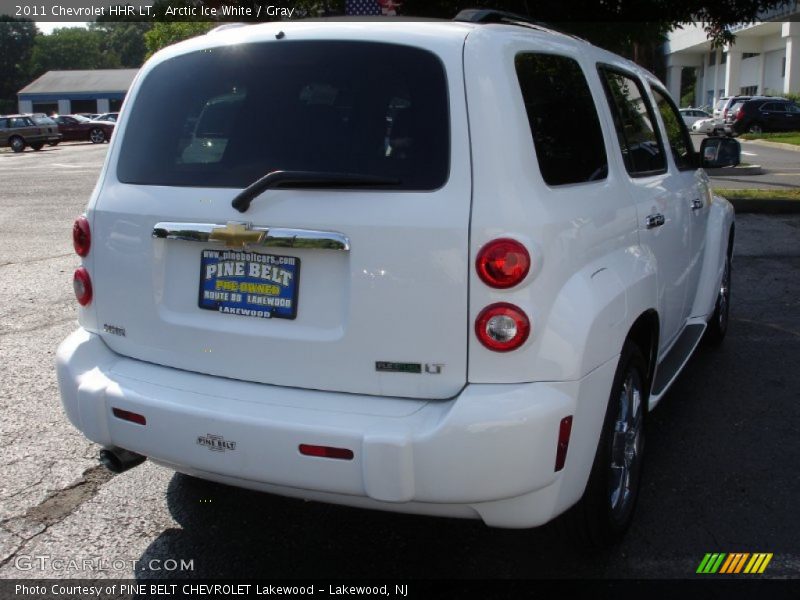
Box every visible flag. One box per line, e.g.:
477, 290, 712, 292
346, 0, 382, 15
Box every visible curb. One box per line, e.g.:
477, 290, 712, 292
727, 198, 800, 214
742, 139, 800, 153
706, 165, 763, 176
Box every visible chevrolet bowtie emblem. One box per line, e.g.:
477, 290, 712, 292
209, 222, 265, 249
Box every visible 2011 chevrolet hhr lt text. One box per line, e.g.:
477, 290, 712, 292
57, 11, 735, 547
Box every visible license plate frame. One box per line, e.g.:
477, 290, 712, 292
198, 249, 300, 320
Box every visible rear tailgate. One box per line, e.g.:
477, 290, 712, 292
87, 26, 473, 400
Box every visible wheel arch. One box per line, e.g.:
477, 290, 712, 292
625, 309, 659, 405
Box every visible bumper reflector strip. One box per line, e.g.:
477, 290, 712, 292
299, 444, 354, 460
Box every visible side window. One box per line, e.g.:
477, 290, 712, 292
598, 66, 666, 176
651, 87, 696, 171
0, 118, 7, 129
515, 53, 608, 186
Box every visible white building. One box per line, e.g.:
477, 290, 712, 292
664, 4, 800, 108
18, 69, 138, 116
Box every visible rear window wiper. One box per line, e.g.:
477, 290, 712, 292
231, 170, 400, 213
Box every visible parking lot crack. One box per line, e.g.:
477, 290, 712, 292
0, 464, 114, 569
0, 317, 76, 338
0, 253, 73, 268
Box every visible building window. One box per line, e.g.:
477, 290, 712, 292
742, 52, 760, 60
721, 52, 728, 65
783, 57, 787, 77
708, 51, 716, 66
740, 85, 758, 95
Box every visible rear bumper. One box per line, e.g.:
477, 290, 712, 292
56, 328, 615, 528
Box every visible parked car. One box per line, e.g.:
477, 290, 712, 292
53, 114, 114, 144
726, 98, 800, 134
692, 116, 732, 136
0, 114, 49, 152
57, 12, 734, 548
679, 108, 711, 128
27, 114, 63, 146
94, 112, 119, 123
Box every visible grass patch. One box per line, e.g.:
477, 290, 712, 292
739, 132, 800, 145
713, 188, 800, 201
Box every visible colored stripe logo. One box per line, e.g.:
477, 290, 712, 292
697, 553, 773, 574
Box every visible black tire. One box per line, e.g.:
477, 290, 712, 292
9, 136, 25, 153
704, 245, 732, 346
561, 340, 648, 550
30, 142, 44, 151
747, 122, 763, 134
89, 128, 106, 144
48, 141, 60, 147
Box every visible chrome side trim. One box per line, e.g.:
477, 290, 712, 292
152, 222, 350, 251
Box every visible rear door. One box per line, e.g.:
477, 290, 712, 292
90, 36, 472, 400
650, 85, 709, 321
597, 65, 691, 350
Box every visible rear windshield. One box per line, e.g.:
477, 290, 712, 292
117, 41, 450, 190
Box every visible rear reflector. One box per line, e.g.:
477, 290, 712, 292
73, 267, 93, 306
555, 416, 573, 472
299, 444, 354, 460
112, 408, 146, 426
475, 303, 531, 352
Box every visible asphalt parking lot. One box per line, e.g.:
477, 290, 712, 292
0, 143, 798, 581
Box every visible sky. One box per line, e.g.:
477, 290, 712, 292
36, 22, 89, 34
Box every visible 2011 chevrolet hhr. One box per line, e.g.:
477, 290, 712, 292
57, 11, 735, 547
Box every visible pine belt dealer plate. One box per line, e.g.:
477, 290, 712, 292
198, 249, 300, 320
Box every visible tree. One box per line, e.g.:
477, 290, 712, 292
0, 17, 37, 113
396, 0, 794, 50
90, 21, 154, 68
144, 22, 217, 57
28, 28, 122, 80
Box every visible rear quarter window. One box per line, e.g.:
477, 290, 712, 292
515, 53, 608, 186
117, 41, 450, 190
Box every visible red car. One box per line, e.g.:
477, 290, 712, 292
53, 115, 115, 144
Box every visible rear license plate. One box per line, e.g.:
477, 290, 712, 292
198, 249, 300, 320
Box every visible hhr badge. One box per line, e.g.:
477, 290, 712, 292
197, 433, 237, 452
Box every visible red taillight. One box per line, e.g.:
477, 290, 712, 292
73, 267, 93, 306
722, 109, 728, 120
73, 216, 90, 257
735, 108, 744, 121
476, 238, 530, 289
555, 416, 573, 472
299, 444, 354, 460
112, 408, 146, 426
475, 303, 530, 352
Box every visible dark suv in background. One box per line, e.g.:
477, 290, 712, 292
727, 98, 800, 134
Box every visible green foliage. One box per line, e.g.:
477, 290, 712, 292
739, 132, 800, 144
90, 21, 153, 68
144, 22, 217, 58
0, 17, 38, 110
28, 28, 122, 80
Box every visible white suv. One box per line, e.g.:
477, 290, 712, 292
57, 12, 734, 547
